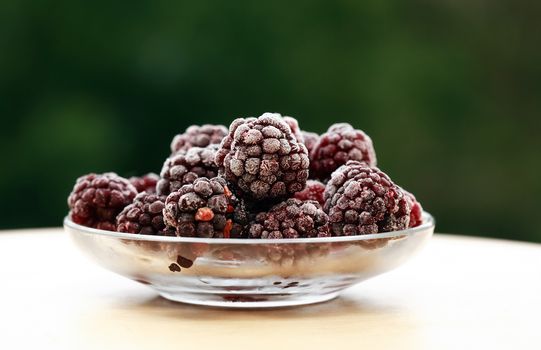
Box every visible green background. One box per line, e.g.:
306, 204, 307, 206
1, 1, 540, 242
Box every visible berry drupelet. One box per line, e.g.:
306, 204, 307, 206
68, 173, 137, 231
310, 123, 376, 181
116, 192, 174, 235
323, 160, 375, 201
403, 189, 423, 228
294, 180, 326, 207
163, 177, 248, 238
324, 161, 410, 235
301, 130, 320, 156
170, 124, 228, 154
249, 198, 330, 239
283, 116, 304, 144
215, 113, 310, 200
129, 173, 159, 194
156, 145, 218, 195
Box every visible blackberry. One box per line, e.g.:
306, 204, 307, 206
310, 123, 376, 181
324, 162, 410, 235
249, 198, 330, 239
156, 145, 218, 195
294, 180, 326, 207
129, 173, 159, 194
215, 113, 310, 200
283, 116, 304, 143
301, 131, 319, 156
116, 192, 175, 235
324, 160, 374, 202
170, 124, 228, 154
68, 173, 137, 231
403, 189, 423, 228
163, 177, 248, 238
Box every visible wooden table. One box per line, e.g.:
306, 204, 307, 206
0, 229, 540, 350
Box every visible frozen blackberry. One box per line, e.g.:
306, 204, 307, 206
324, 162, 410, 235
157, 145, 218, 195
68, 173, 137, 231
163, 177, 248, 238
283, 116, 304, 143
215, 113, 310, 200
324, 160, 375, 202
301, 130, 319, 156
116, 192, 175, 235
310, 123, 376, 181
170, 124, 228, 154
249, 198, 330, 239
403, 189, 423, 228
129, 173, 159, 194
294, 180, 326, 207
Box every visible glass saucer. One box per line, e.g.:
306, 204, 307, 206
64, 212, 434, 308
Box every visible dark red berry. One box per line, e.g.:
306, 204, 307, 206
157, 145, 218, 195
215, 113, 309, 200
68, 173, 137, 230
129, 173, 159, 194
294, 180, 326, 207
301, 130, 319, 156
403, 189, 423, 227
249, 198, 330, 239
324, 161, 410, 235
116, 192, 175, 235
283, 116, 304, 144
163, 177, 249, 238
310, 123, 376, 181
170, 124, 227, 154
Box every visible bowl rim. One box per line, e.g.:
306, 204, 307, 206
64, 211, 435, 245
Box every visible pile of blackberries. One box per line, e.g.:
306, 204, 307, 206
68, 113, 423, 238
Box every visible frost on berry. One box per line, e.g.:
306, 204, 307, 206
283, 116, 304, 144
324, 162, 410, 235
68, 173, 137, 230
129, 173, 159, 194
294, 180, 326, 206
170, 124, 227, 154
403, 189, 423, 227
157, 145, 218, 195
163, 177, 249, 238
310, 123, 376, 181
301, 130, 320, 156
215, 113, 309, 200
116, 192, 174, 235
249, 198, 330, 239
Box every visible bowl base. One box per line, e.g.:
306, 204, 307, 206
158, 290, 340, 308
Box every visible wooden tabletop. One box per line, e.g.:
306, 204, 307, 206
0, 229, 540, 350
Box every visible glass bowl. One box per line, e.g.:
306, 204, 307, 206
64, 212, 434, 308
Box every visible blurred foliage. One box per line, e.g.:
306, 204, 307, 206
0, 0, 540, 241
